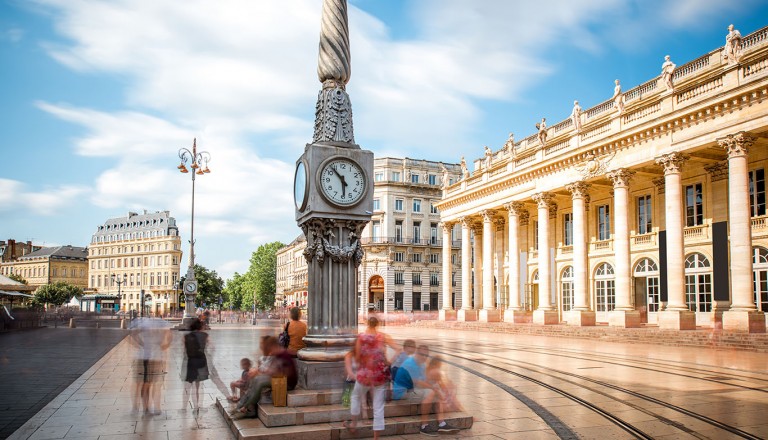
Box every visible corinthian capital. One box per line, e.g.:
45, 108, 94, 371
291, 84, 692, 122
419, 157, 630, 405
480, 210, 496, 222
565, 181, 591, 199
504, 201, 527, 217
606, 168, 635, 188
532, 192, 554, 209
459, 216, 472, 228
718, 131, 754, 159
655, 152, 688, 175
439, 221, 454, 232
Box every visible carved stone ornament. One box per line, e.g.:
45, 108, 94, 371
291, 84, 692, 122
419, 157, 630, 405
494, 217, 506, 228
439, 221, 454, 233
480, 210, 496, 223
718, 131, 754, 159
518, 210, 530, 226
655, 152, 689, 175
301, 218, 366, 267
532, 192, 554, 209
606, 168, 635, 188
704, 162, 729, 182
459, 216, 473, 228
575, 151, 615, 179
565, 181, 591, 199
652, 177, 666, 194
548, 203, 558, 219
504, 201, 527, 217
313, 86, 355, 144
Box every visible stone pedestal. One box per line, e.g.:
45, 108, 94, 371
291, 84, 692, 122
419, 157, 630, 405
532, 310, 559, 325
457, 309, 478, 321
565, 310, 596, 326
439, 309, 457, 321
658, 310, 696, 330
478, 309, 501, 322
722, 310, 766, 333
608, 310, 641, 328
297, 360, 346, 390
174, 316, 197, 331
504, 309, 530, 324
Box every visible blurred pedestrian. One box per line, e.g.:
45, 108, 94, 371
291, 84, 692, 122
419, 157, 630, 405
392, 345, 430, 400
420, 356, 460, 435
286, 307, 307, 356
345, 316, 400, 439
182, 318, 210, 411
131, 318, 171, 415
390, 339, 415, 379
234, 336, 297, 418
228, 358, 252, 402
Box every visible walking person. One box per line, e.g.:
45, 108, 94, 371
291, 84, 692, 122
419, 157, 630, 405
346, 316, 400, 439
182, 318, 210, 412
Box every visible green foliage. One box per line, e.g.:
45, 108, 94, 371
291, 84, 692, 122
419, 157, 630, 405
180, 264, 224, 309
35, 282, 82, 307
7, 273, 28, 285
222, 241, 284, 311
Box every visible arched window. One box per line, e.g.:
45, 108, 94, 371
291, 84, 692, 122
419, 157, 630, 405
634, 258, 660, 313
561, 266, 574, 312
634, 258, 659, 274
753, 246, 768, 312
685, 253, 712, 312
595, 263, 615, 312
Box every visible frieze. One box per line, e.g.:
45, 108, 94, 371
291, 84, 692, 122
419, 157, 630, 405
704, 162, 729, 182
301, 218, 366, 267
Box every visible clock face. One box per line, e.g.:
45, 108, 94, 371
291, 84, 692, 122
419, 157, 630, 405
294, 161, 308, 211
319, 158, 366, 206
185, 282, 197, 293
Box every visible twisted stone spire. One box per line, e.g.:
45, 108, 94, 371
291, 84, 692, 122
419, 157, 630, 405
317, 0, 351, 87
313, 0, 355, 146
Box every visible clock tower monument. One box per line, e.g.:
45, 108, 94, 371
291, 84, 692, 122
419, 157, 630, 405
293, 0, 373, 388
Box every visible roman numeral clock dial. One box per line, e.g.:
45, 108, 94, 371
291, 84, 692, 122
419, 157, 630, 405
319, 158, 366, 207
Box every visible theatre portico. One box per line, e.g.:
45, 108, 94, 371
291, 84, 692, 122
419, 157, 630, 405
437, 24, 768, 332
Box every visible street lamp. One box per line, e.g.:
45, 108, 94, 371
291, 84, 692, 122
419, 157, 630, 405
177, 138, 211, 327
112, 273, 127, 314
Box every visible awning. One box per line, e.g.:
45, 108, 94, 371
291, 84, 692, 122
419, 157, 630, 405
0, 290, 34, 298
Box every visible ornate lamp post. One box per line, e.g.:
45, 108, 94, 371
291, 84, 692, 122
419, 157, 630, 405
177, 138, 211, 329
112, 273, 127, 314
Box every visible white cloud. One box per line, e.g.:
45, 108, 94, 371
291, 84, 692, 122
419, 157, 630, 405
0, 178, 90, 216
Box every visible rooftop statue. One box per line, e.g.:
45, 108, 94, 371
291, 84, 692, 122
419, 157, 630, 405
536, 118, 547, 146
724, 24, 743, 65
460, 156, 469, 180
484, 146, 493, 169
571, 100, 582, 133
613, 79, 625, 115
661, 55, 676, 91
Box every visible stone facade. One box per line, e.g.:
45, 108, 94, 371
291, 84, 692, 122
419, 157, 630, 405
438, 24, 768, 332
0, 245, 88, 291
276, 234, 308, 308
87, 210, 182, 315
0, 239, 43, 263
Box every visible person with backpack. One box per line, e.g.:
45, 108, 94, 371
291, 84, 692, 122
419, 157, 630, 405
280, 307, 307, 357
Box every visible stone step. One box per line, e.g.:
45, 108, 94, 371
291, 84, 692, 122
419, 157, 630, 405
286, 388, 342, 407
216, 399, 473, 440
258, 397, 427, 427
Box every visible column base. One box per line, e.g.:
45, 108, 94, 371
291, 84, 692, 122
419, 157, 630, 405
532, 309, 559, 325
565, 310, 596, 326
504, 309, 531, 324
439, 309, 457, 321
658, 310, 696, 330
478, 309, 501, 323
457, 309, 478, 321
296, 360, 346, 390
608, 310, 641, 328
722, 310, 766, 333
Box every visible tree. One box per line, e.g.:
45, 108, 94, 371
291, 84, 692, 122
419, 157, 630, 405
7, 273, 28, 285
180, 264, 224, 310
35, 282, 82, 308
222, 272, 246, 310
248, 241, 284, 310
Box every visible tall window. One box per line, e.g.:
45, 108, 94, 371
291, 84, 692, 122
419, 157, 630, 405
412, 272, 422, 285
411, 174, 419, 183
413, 222, 421, 243
561, 266, 574, 311
412, 253, 422, 263
428, 174, 437, 185
685, 253, 712, 312
394, 252, 404, 262
430, 203, 439, 214
637, 195, 652, 234
685, 183, 704, 226
594, 263, 615, 312
391, 171, 401, 182
598, 205, 611, 240
430, 224, 438, 245
372, 221, 381, 242
430, 272, 439, 286
413, 199, 422, 213
753, 246, 768, 312
749, 169, 766, 217
563, 213, 573, 246
395, 221, 403, 243
394, 199, 404, 211
430, 253, 439, 264
374, 172, 384, 182
533, 221, 539, 250
372, 198, 380, 211
394, 271, 404, 285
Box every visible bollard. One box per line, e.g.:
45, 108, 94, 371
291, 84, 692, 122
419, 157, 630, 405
120, 319, 127, 329
69, 318, 76, 328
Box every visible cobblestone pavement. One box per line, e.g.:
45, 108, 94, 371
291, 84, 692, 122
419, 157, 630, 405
0, 327, 128, 439
8, 322, 768, 439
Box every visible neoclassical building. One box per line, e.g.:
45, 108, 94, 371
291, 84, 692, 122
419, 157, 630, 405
0, 245, 88, 291
437, 24, 768, 332
87, 210, 183, 315
276, 234, 308, 308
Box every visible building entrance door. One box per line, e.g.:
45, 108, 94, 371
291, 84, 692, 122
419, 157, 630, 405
368, 275, 384, 311
753, 247, 768, 312
634, 258, 660, 324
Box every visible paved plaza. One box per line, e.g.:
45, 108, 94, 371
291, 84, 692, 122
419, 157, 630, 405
5, 323, 768, 439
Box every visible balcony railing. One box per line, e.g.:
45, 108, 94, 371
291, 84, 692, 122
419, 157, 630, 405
361, 237, 460, 248
683, 224, 709, 241
591, 239, 613, 252
631, 232, 657, 247
752, 215, 768, 237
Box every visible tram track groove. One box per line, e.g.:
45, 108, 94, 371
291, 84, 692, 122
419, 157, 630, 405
434, 345, 764, 440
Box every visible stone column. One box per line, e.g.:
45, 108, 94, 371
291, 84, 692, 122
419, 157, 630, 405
565, 182, 595, 326
473, 223, 484, 311
457, 217, 477, 321
532, 192, 558, 324
656, 153, 696, 330
720, 132, 766, 332
479, 210, 500, 322
439, 221, 456, 321
504, 202, 528, 323
607, 169, 641, 328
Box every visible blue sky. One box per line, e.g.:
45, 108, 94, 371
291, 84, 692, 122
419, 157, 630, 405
1, 0, 767, 280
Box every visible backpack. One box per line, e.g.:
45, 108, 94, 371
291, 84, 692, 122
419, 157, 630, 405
278, 322, 290, 348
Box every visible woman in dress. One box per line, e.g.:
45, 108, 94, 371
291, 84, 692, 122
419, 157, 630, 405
346, 316, 400, 439
182, 318, 209, 411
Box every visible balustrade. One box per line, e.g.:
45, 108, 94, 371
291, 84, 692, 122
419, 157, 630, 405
683, 224, 709, 240
631, 232, 656, 247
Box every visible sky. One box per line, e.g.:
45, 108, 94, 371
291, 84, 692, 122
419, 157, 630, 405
1, 0, 767, 281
